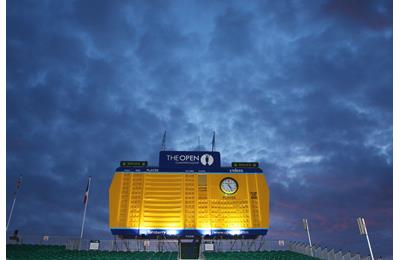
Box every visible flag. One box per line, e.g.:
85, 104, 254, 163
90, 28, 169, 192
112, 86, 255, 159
83, 178, 90, 204
16, 175, 22, 190
14, 175, 22, 197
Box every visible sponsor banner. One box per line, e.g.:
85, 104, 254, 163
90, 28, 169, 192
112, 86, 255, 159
231, 162, 259, 168
159, 151, 221, 169
120, 161, 148, 167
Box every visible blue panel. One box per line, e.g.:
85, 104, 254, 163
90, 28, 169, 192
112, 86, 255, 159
115, 167, 263, 173
111, 228, 268, 239
159, 151, 221, 169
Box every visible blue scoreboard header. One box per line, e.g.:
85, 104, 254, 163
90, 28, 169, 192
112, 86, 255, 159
159, 151, 221, 170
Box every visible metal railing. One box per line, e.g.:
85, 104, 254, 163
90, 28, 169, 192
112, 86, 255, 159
66, 238, 179, 252
6, 234, 78, 246
6, 234, 383, 259
202, 238, 288, 252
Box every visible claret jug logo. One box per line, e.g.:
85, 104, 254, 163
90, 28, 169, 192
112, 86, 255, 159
200, 154, 214, 166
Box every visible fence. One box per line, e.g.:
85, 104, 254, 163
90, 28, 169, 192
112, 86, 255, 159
6, 234, 78, 246
202, 238, 288, 252
65, 238, 289, 252
66, 238, 179, 252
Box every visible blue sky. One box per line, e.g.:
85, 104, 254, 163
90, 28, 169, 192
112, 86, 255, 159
7, 0, 392, 258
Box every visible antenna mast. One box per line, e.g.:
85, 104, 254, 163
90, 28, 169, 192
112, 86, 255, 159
161, 131, 167, 151
211, 131, 216, 151
197, 136, 201, 149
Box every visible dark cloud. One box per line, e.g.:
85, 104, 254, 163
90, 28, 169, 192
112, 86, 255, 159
322, 0, 393, 30
209, 7, 256, 58
7, 0, 392, 258
265, 142, 392, 256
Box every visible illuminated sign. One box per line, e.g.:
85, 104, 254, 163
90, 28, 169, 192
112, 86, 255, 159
159, 151, 221, 169
231, 162, 259, 168
120, 161, 148, 167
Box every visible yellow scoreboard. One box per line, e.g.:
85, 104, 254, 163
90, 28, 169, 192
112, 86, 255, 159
109, 151, 269, 238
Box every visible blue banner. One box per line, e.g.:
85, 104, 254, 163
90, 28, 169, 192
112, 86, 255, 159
159, 151, 221, 169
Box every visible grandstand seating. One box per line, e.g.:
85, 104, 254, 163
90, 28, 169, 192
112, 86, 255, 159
7, 245, 317, 259
6, 245, 178, 260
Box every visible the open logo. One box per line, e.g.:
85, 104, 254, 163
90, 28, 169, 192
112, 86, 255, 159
200, 154, 214, 166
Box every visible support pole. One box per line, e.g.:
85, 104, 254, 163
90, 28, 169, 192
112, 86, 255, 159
306, 224, 313, 256
362, 218, 375, 260
302, 218, 313, 257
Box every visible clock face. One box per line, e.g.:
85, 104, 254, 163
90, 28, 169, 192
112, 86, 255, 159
220, 178, 238, 195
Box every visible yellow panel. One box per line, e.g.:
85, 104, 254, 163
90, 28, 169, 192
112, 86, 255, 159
109, 172, 269, 230
109, 173, 122, 227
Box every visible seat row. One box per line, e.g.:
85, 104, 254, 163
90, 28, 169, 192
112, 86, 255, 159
7, 245, 178, 260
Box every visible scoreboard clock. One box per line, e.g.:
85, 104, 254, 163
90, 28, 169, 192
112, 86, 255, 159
220, 177, 238, 195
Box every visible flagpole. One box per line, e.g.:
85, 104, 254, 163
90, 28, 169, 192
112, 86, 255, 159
80, 176, 92, 240
6, 195, 17, 232
7, 175, 22, 232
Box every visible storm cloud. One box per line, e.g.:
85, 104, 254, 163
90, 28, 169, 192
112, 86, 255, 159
7, 0, 392, 258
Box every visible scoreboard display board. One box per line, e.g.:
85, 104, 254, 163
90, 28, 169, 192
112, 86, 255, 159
109, 151, 269, 239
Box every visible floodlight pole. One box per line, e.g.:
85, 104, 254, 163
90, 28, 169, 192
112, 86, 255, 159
302, 219, 313, 257
357, 217, 375, 260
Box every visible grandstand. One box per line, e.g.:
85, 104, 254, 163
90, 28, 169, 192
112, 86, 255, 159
6, 244, 318, 260
6, 237, 380, 260
6, 244, 178, 260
